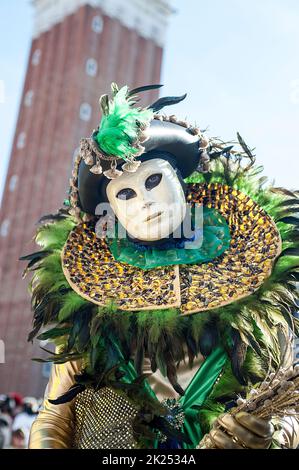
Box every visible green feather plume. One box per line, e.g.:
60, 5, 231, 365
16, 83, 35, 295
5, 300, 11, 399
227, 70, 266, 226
95, 84, 153, 160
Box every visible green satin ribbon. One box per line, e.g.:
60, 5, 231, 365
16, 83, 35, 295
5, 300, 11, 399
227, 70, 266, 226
118, 346, 228, 449
178, 347, 227, 448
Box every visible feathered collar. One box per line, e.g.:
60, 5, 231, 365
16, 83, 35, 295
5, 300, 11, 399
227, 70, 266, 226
21, 163, 299, 418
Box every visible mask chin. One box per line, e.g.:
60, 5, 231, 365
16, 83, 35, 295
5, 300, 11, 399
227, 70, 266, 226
126, 206, 192, 247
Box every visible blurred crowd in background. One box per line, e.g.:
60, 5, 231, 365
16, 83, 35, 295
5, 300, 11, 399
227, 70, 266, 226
0, 394, 41, 449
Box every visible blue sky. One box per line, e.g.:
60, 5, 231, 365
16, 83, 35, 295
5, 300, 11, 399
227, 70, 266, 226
1, 0, 299, 204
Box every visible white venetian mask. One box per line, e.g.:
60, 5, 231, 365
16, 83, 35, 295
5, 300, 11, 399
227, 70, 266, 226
106, 158, 187, 241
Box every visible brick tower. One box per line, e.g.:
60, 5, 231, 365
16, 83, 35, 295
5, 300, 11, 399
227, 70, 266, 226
0, 0, 173, 397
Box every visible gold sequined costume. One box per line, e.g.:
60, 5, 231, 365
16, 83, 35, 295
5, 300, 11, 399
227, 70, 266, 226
22, 83, 299, 450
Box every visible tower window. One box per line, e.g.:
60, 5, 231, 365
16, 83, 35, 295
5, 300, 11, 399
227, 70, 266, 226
85, 58, 98, 77
24, 90, 34, 107
9, 175, 18, 192
17, 132, 26, 149
92, 15, 103, 34
0, 219, 10, 237
79, 103, 92, 122
32, 49, 41, 66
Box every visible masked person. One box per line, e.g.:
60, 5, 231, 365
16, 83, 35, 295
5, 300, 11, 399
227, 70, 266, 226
22, 84, 299, 449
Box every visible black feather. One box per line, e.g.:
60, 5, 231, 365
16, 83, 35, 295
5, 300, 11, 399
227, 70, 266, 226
148, 94, 187, 112
147, 341, 157, 372
280, 247, 299, 257
185, 329, 197, 368
128, 84, 163, 97
48, 383, 85, 404
288, 271, 299, 282
270, 187, 297, 198
166, 362, 185, 396
134, 334, 145, 376
277, 216, 299, 226
209, 146, 234, 161
28, 325, 42, 343
37, 211, 69, 224
37, 327, 71, 341
236, 132, 255, 160
198, 322, 219, 357
77, 312, 92, 352
277, 198, 299, 208
19, 250, 51, 262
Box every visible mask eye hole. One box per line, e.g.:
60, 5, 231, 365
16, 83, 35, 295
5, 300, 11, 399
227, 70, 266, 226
145, 173, 162, 191
116, 188, 137, 200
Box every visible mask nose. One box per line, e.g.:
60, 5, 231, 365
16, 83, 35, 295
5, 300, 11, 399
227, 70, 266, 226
141, 188, 155, 209
143, 201, 154, 209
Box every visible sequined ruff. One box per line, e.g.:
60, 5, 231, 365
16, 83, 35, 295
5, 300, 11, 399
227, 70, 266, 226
62, 183, 281, 314
181, 183, 281, 314
62, 225, 180, 310
73, 386, 139, 449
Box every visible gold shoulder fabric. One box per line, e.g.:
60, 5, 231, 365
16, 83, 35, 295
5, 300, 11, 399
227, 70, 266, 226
29, 358, 82, 448
62, 183, 281, 315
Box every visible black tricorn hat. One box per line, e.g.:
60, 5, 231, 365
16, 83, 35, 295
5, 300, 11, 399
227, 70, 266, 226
76, 85, 207, 215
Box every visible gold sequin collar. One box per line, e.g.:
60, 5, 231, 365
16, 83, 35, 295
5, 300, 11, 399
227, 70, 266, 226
61, 183, 281, 315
